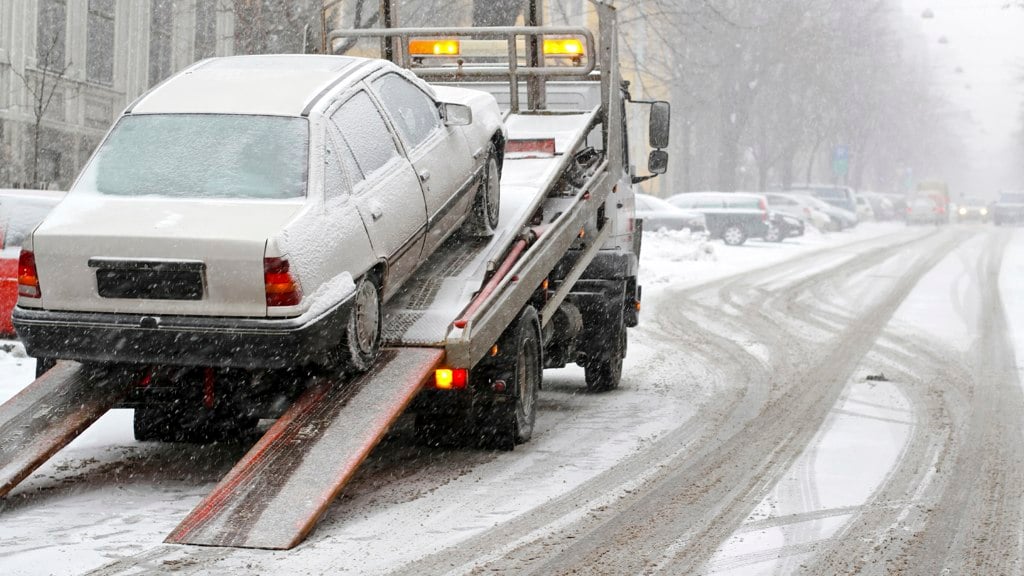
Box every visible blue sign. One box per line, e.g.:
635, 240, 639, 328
832, 145, 849, 177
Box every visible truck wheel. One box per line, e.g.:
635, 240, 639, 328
722, 224, 747, 246
465, 147, 501, 237
34, 357, 56, 379
479, 307, 541, 450
585, 324, 626, 392
341, 275, 382, 373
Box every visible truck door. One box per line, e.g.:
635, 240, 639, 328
329, 91, 427, 298
369, 73, 474, 256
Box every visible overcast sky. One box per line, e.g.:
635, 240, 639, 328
901, 0, 1024, 194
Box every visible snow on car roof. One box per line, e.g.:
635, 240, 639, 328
129, 55, 370, 117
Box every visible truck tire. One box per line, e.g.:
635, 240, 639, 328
34, 357, 56, 379
585, 322, 626, 392
341, 275, 382, 373
464, 147, 501, 237
478, 307, 541, 450
722, 224, 747, 246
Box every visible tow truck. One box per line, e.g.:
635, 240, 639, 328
0, 0, 669, 550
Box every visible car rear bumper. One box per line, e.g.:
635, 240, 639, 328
12, 297, 353, 369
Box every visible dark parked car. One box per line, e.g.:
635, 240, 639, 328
766, 213, 805, 242
634, 193, 707, 234
667, 192, 770, 246
992, 191, 1024, 226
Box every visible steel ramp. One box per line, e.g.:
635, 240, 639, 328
166, 347, 444, 550
0, 361, 133, 497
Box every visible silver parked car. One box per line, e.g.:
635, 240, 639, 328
14, 55, 506, 373
635, 193, 707, 234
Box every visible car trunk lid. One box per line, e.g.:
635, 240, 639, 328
31, 196, 303, 317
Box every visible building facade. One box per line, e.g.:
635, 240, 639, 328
0, 0, 235, 189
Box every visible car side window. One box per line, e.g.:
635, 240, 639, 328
371, 73, 442, 150
330, 91, 400, 181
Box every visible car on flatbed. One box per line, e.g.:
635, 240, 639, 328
13, 55, 505, 374
992, 191, 1024, 226
667, 192, 771, 246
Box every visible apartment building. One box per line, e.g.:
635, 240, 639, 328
0, 0, 234, 188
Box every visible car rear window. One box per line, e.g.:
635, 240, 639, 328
76, 114, 309, 199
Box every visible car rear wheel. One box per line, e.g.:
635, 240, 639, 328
722, 224, 747, 246
465, 147, 501, 237
764, 225, 784, 243
341, 275, 382, 373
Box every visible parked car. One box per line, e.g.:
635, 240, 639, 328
906, 195, 947, 225
13, 55, 505, 373
634, 193, 707, 234
955, 196, 990, 222
764, 192, 832, 231
789, 193, 856, 230
788, 184, 859, 221
667, 192, 770, 246
854, 195, 876, 221
766, 212, 805, 242
0, 190, 65, 337
860, 191, 896, 221
992, 191, 1024, 226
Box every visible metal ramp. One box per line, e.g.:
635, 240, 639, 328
0, 361, 133, 497
166, 348, 443, 550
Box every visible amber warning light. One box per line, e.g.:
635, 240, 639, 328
434, 368, 468, 390
409, 39, 461, 56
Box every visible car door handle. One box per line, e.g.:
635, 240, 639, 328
419, 170, 431, 183
369, 201, 384, 221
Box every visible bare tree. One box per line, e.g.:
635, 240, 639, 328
12, 28, 71, 188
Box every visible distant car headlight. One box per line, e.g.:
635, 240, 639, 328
980, 208, 988, 216
958, 207, 967, 215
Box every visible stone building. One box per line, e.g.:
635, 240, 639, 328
0, 0, 235, 189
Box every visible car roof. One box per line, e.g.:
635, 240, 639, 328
129, 55, 373, 117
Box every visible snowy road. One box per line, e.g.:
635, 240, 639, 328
2, 224, 1023, 575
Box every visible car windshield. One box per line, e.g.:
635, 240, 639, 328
75, 115, 309, 199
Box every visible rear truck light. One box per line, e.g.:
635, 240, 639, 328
18, 249, 41, 298
264, 257, 302, 307
433, 368, 468, 390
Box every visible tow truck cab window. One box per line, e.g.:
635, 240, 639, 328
330, 91, 400, 183
371, 74, 442, 150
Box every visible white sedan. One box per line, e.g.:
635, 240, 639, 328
14, 55, 505, 373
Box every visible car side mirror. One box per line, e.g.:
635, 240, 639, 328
648, 150, 668, 175
649, 101, 671, 149
440, 102, 472, 127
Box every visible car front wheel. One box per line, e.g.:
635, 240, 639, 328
341, 275, 382, 373
464, 147, 501, 237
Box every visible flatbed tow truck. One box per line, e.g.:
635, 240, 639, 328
0, 0, 668, 551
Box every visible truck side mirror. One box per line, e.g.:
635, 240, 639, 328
439, 102, 473, 127
649, 101, 671, 149
648, 150, 669, 175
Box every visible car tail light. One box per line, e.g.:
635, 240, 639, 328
432, 368, 468, 390
804, 207, 812, 216
264, 257, 302, 307
759, 198, 769, 222
18, 250, 41, 298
